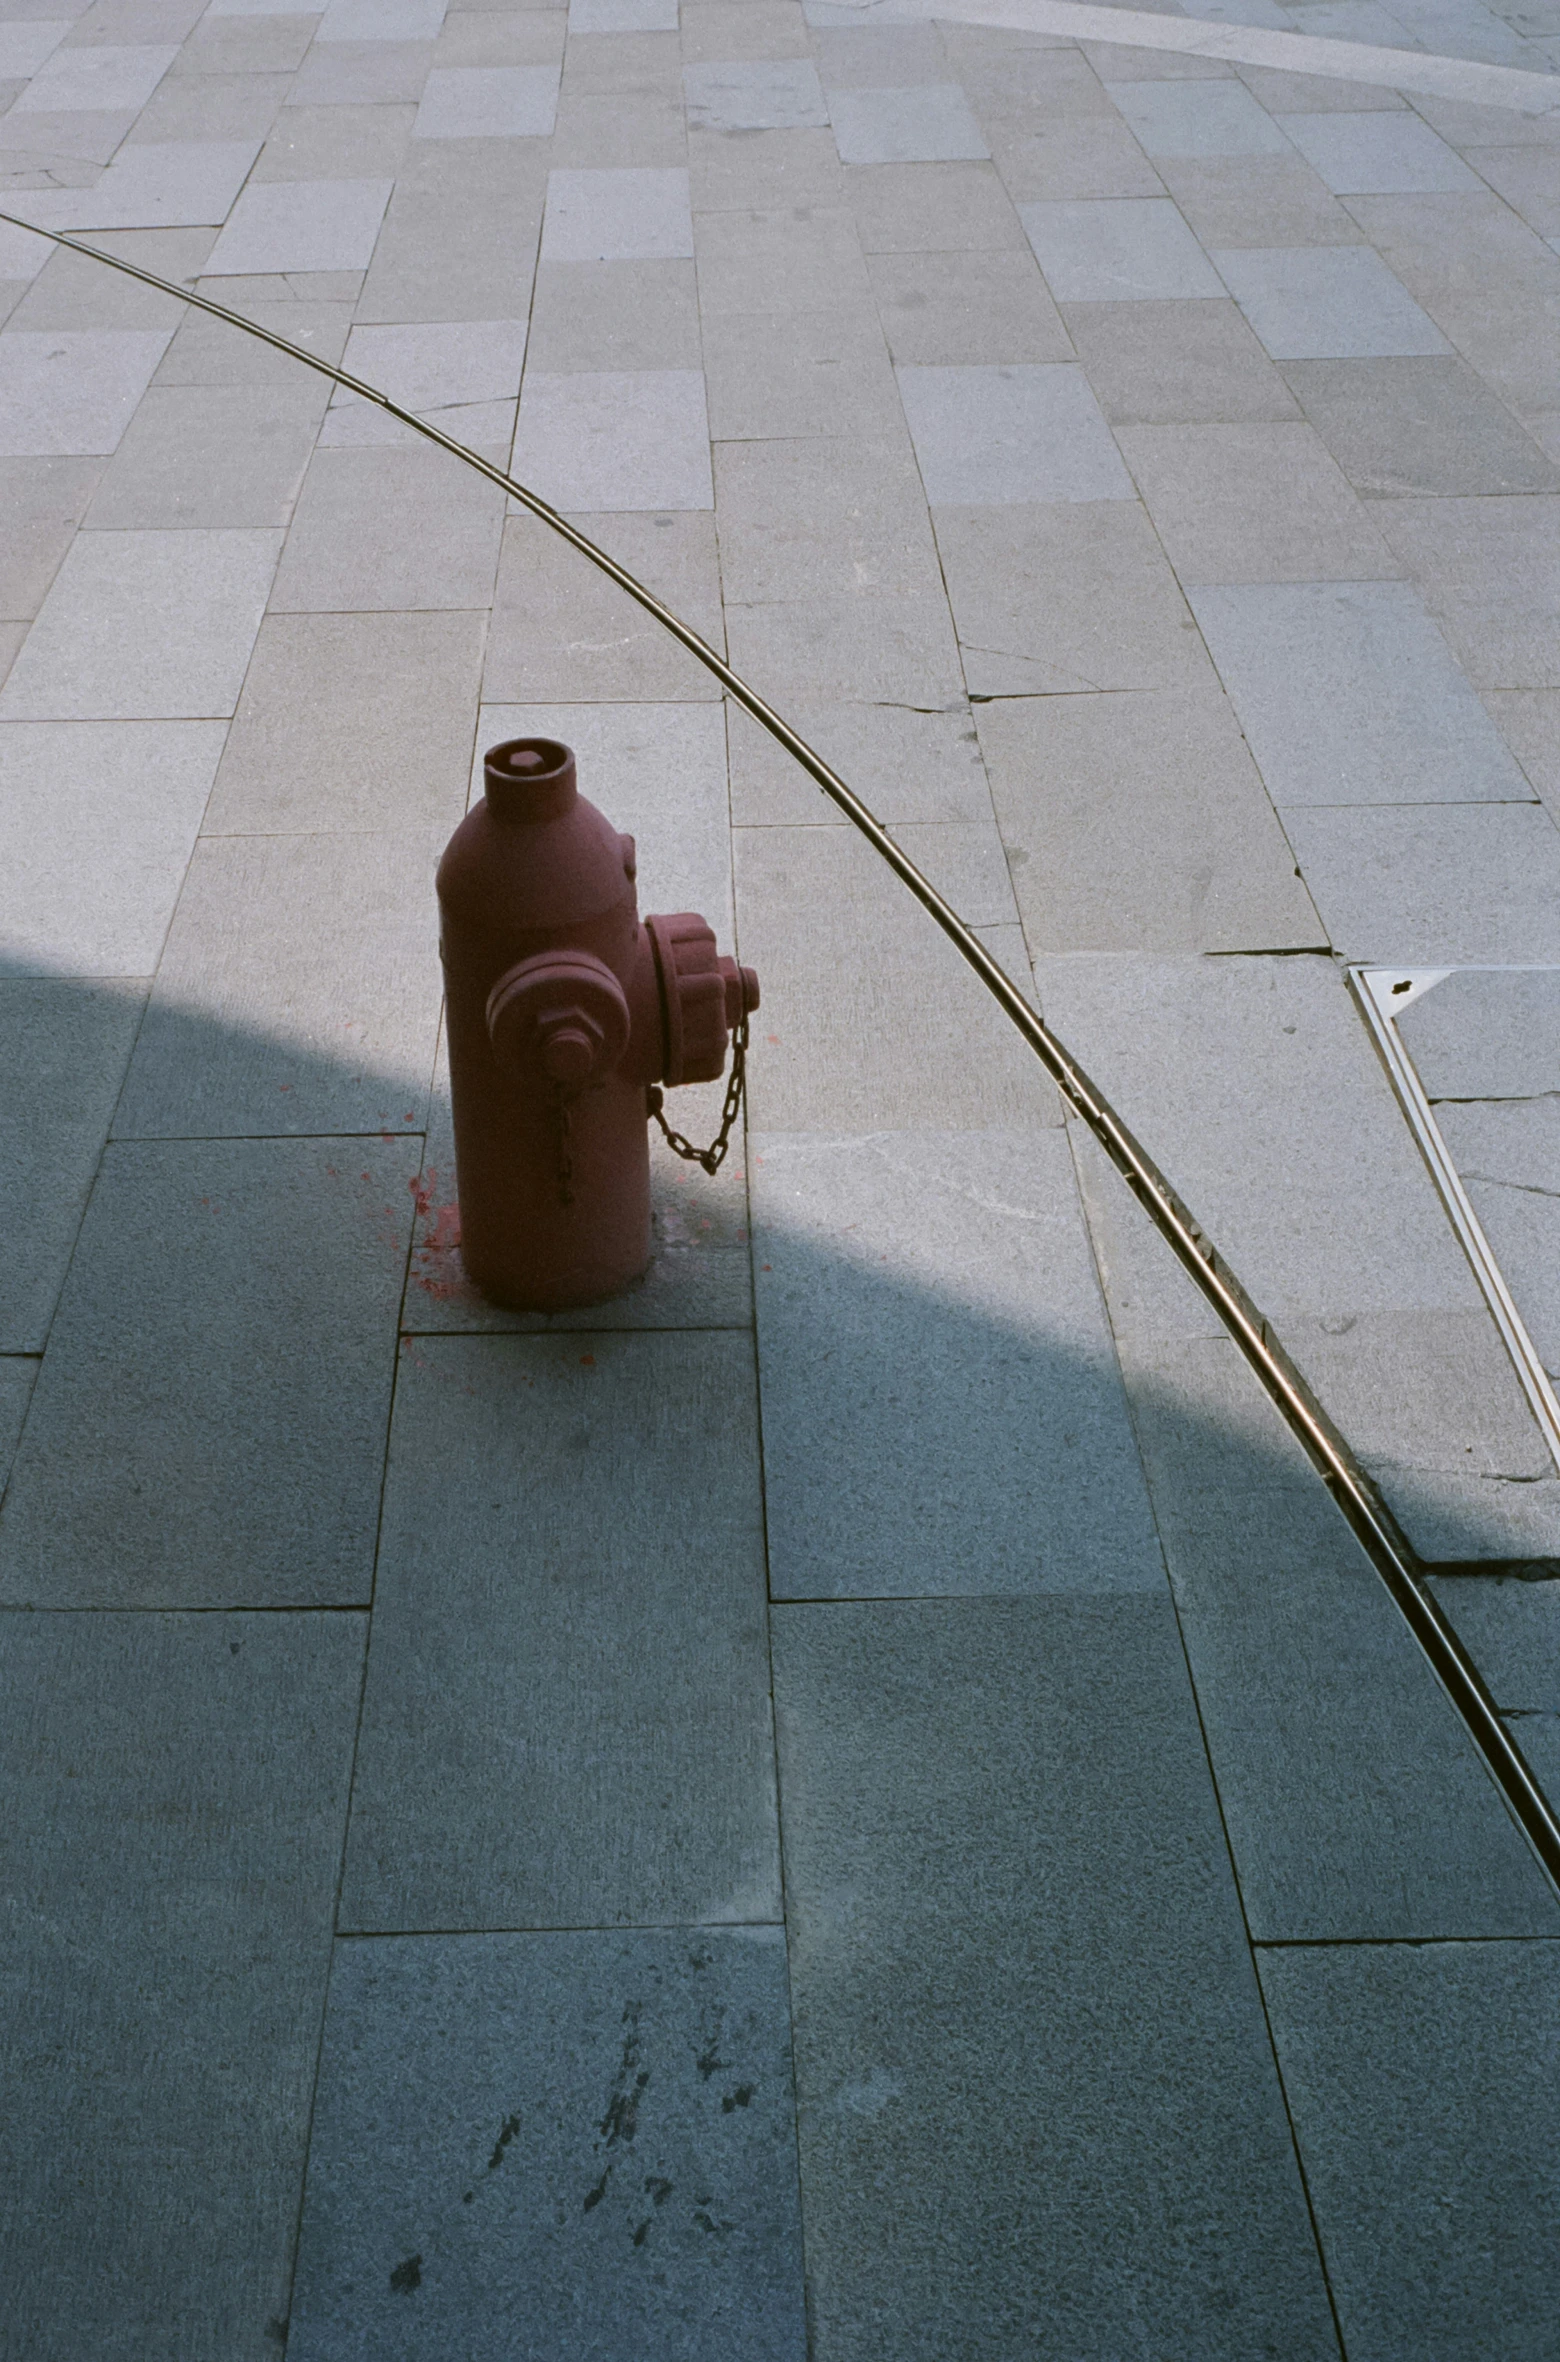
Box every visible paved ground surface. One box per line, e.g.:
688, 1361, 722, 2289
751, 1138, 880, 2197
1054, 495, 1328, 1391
2, 0, 1560, 2347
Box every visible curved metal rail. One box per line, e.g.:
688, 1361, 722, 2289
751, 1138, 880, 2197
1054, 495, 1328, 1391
6, 207, 1557, 1896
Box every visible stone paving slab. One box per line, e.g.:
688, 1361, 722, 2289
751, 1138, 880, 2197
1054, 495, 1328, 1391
339, 1331, 781, 1931
0, 1609, 364, 2362
752, 1127, 1167, 1597
1259, 1941, 1560, 2361
772, 1595, 1340, 2358
288, 1929, 806, 2361
5, 0, 1560, 2340
0, 1137, 417, 1608
0, 975, 144, 1353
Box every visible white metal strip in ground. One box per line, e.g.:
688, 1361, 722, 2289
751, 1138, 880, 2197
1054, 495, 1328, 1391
1352, 965, 1560, 1478
817, 0, 1560, 114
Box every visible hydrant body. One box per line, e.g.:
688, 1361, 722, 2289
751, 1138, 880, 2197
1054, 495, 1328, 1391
436, 737, 757, 1313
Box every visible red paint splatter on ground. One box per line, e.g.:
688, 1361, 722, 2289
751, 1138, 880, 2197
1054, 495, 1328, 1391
579, 1354, 595, 1367
761, 1264, 772, 1272
407, 1167, 468, 1298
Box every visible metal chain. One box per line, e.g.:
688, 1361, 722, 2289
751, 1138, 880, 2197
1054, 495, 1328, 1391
648, 1012, 748, 1177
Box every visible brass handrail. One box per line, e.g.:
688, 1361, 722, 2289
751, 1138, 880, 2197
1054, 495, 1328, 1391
6, 206, 1556, 1895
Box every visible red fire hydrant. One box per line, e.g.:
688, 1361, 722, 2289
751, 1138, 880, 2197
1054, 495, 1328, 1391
436, 736, 759, 1312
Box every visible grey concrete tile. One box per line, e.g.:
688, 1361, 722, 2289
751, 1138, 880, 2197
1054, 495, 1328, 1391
0, 1357, 35, 1486
1279, 104, 1484, 191
10, 35, 176, 110
1158, 151, 1366, 246
0, 617, 24, 680
724, 588, 962, 706
205, 607, 484, 832
682, 0, 806, 56
170, 9, 317, 70
551, 84, 687, 164
486, 506, 724, 700
286, 34, 435, 102
267, 443, 505, 609
1105, 75, 1292, 157
1081, 42, 1239, 77
980, 682, 1323, 954
683, 55, 825, 130
899, 361, 1133, 504
754, 1129, 1165, 1598
1037, 952, 1560, 1556
0, 217, 51, 286
1464, 141, 1560, 235
288, 1930, 805, 2359
0, 1611, 364, 2358
541, 162, 691, 258
0, 108, 136, 167
154, 296, 353, 383
1213, 241, 1449, 356
842, 155, 1023, 249
712, 432, 941, 604
0, 527, 277, 718
693, 200, 871, 314
433, 7, 565, 60
14, 137, 262, 228
772, 1596, 1340, 2357
0, 1137, 416, 1606
1409, 91, 1560, 146
339, 1332, 781, 1927
733, 822, 1059, 1130
1191, 580, 1534, 805
1285, 802, 1560, 962
412, 58, 557, 132
526, 256, 701, 368
1235, 61, 1407, 107
1399, 966, 1560, 1098
0, 454, 102, 619
1259, 1944, 1560, 2358
1282, 355, 1560, 494
321, 313, 526, 442
0, 976, 144, 1351
1118, 420, 1395, 582
814, 20, 947, 83
1376, 495, 1560, 691
1087, 1293, 1560, 1937
568, 0, 676, 23
829, 81, 987, 164
8, 230, 212, 327
726, 695, 990, 826
317, 0, 444, 38
1429, 1573, 1560, 1709
1067, 294, 1300, 424
702, 305, 901, 439
84, 378, 328, 525
1440, 1104, 1560, 1375
128, 62, 291, 139
931, 497, 1205, 695
0, 324, 173, 456
688, 121, 842, 211
867, 243, 1071, 363
1021, 194, 1224, 300
251, 96, 415, 176
1484, 689, 1560, 814
354, 138, 544, 319
203, 173, 393, 271
514, 368, 712, 510
115, 828, 443, 1136
985, 111, 1169, 202
0, 19, 70, 73
0, 717, 224, 974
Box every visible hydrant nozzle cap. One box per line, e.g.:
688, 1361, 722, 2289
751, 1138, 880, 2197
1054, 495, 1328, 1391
484, 736, 577, 822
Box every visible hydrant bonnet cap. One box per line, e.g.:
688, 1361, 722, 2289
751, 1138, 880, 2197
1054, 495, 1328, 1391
484, 736, 577, 821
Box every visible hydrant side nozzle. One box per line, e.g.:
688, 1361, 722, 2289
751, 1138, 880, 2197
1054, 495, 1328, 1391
485, 949, 631, 1087
484, 735, 577, 823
